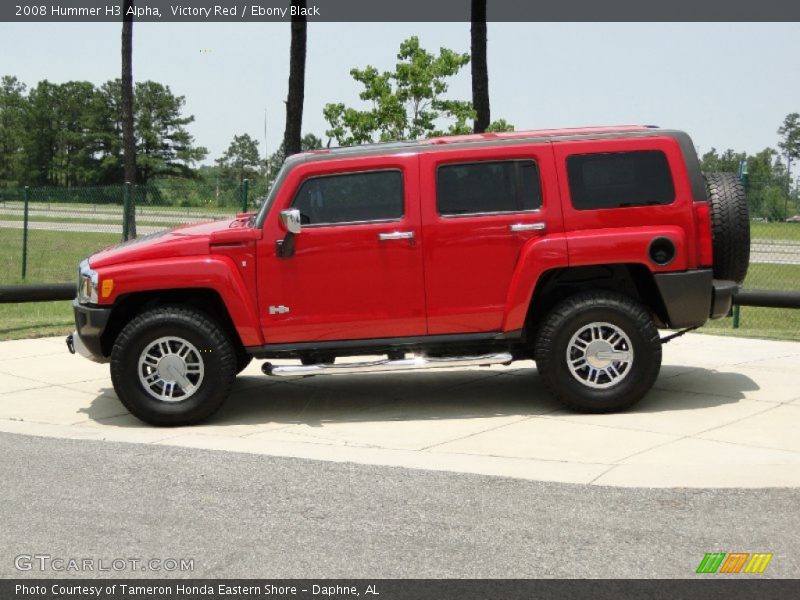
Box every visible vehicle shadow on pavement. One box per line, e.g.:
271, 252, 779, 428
79, 365, 760, 429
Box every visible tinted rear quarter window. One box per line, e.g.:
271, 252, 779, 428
567, 150, 675, 210
292, 170, 403, 225
437, 160, 542, 216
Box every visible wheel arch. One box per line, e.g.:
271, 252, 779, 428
100, 288, 244, 358
522, 263, 669, 339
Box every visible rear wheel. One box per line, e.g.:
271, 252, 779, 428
110, 306, 237, 426
534, 291, 661, 413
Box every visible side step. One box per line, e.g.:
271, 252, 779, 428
262, 352, 513, 378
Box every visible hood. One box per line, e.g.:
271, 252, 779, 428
90, 214, 258, 268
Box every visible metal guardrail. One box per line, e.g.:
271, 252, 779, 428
733, 289, 800, 309
0, 283, 75, 303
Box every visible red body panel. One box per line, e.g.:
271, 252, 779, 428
501, 235, 570, 332
693, 201, 714, 267
99, 256, 264, 347
567, 226, 688, 270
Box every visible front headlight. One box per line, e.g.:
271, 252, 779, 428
77, 258, 98, 304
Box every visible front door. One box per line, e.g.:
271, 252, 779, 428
257, 155, 426, 343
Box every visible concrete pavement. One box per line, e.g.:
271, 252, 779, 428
1, 332, 799, 488
4, 432, 800, 578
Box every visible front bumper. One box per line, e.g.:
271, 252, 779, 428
66, 299, 111, 363
653, 269, 738, 329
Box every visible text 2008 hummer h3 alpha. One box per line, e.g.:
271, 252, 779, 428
67, 125, 750, 426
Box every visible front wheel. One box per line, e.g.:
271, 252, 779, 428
533, 291, 662, 413
110, 306, 237, 426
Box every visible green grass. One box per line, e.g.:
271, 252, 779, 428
738, 261, 800, 291
0, 229, 120, 341
1, 229, 121, 285
0, 301, 75, 341
701, 307, 800, 342
750, 221, 800, 241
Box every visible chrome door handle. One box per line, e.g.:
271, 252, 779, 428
509, 222, 546, 232
378, 231, 415, 241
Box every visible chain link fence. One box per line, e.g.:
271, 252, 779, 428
702, 175, 800, 341
0, 180, 255, 284
1, 177, 798, 340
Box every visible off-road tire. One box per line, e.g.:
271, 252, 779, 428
705, 172, 750, 284
534, 291, 662, 413
110, 306, 237, 426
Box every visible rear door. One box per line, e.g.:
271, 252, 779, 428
420, 144, 562, 334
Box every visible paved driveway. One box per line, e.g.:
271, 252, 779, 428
1, 333, 799, 488
4, 432, 799, 578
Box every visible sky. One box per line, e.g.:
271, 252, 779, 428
1, 22, 799, 164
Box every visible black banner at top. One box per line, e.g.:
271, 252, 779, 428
3, 0, 800, 22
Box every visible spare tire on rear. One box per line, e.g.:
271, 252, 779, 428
705, 172, 750, 284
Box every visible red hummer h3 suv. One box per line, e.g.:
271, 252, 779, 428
67, 126, 750, 426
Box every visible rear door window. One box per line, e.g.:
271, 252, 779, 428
437, 160, 542, 216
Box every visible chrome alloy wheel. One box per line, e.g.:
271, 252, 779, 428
566, 322, 634, 389
137, 336, 205, 402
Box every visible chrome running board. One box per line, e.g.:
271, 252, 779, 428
261, 352, 513, 378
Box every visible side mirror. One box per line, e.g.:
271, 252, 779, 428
277, 208, 301, 259
280, 208, 302, 234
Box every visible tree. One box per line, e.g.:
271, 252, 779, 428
778, 112, 800, 190
0, 76, 205, 189
699, 148, 746, 174
51, 81, 104, 187
90, 80, 206, 186
18, 80, 117, 187
761, 184, 790, 221
94, 80, 125, 184
216, 134, 261, 184
122, 0, 136, 236
283, 0, 307, 157
470, 0, 490, 133
22, 81, 61, 186
131, 81, 207, 183
324, 37, 511, 147
0, 76, 27, 185
267, 132, 322, 184
746, 148, 793, 220
698, 145, 796, 220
